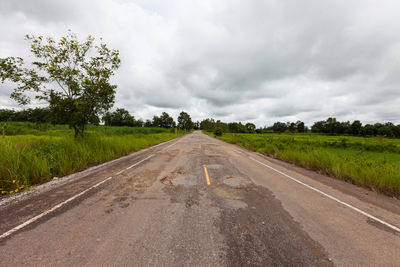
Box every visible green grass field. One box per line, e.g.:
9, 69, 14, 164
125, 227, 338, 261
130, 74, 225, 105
0, 122, 184, 195
215, 133, 400, 197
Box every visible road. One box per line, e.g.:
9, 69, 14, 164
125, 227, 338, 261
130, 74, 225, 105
0, 131, 399, 266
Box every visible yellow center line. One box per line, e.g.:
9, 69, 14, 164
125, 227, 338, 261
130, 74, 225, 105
203, 165, 211, 185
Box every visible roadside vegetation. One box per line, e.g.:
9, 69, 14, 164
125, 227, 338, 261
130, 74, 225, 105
0, 32, 197, 196
2, 32, 399, 198
0, 122, 185, 195
215, 133, 400, 197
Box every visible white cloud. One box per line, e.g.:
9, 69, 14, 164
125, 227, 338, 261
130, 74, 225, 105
1, 0, 400, 126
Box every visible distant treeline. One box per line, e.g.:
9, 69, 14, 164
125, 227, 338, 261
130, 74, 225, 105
310, 118, 400, 138
1, 108, 400, 138
199, 119, 308, 135
0, 108, 196, 130
0, 107, 100, 125
200, 117, 400, 138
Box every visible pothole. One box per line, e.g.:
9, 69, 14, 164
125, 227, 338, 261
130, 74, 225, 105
159, 167, 188, 186
160, 176, 173, 186
185, 197, 199, 208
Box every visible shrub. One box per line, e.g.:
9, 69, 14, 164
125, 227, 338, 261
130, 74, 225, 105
214, 128, 223, 136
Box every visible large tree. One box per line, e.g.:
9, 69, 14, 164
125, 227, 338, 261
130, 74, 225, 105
159, 112, 175, 128
0, 31, 120, 137
296, 121, 305, 133
177, 111, 193, 130
245, 122, 256, 133
272, 122, 287, 133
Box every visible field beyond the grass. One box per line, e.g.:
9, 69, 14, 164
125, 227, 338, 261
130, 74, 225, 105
0, 122, 184, 195
215, 133, 400, 197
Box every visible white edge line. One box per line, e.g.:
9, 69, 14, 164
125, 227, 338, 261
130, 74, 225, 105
116, 169, 125, 175
116, 154, 155, 175
147, 138, 175, 149
1, 138, 180, 239
162, 140, 180, 151
0, 137, 180, 208
0, 176, 113, 240
126, 154, 154, 170
246, 155, 400, 233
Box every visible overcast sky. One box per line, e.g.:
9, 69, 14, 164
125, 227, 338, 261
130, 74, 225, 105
1, 0, 400, 126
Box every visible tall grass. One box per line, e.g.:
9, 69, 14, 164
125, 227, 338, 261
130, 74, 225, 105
217, 133, 400, 197
0, 127, 183, 195
3, 121, 172, 136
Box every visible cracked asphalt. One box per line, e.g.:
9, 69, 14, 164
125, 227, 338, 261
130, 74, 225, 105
0, 131, 399, 266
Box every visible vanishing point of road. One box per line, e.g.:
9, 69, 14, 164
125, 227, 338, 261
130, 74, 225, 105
1, 131, 399, 266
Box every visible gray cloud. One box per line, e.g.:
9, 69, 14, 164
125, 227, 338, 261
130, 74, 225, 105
1, 0, 400, 126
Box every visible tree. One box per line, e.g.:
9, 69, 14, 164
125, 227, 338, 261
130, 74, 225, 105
177, 111, 193, 130
159, 112, 175, 128
152, 116, 161, 127
102, 112, 113, 126
288, 122, 296, 133
296, 121, 305, 133
311, 120, 324, 133
103, 108, 134, 126
102, 108, 144, 127
377, 122, 397, 137
0, 109, 15, 122
0, 31, 120, 137
245, 123, 256, 133
360, 124, 375, 136
133, 119, 144, 127
350, 120, 362, 136
272, 122, 287, 133
200, 118, 216, 132
228, 122, 246, 133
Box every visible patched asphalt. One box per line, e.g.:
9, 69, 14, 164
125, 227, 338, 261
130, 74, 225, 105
0, 131, 399, 266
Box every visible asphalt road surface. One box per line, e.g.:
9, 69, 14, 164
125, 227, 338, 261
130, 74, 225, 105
1, 131, 399, 266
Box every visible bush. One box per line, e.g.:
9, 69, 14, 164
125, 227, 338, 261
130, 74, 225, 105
214, 128, 223, 136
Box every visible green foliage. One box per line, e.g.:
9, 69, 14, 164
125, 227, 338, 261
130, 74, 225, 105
0, 124, 184, 195
217, 133, 400, 197
214, 128, 223, 136
102, 108, 142, 127
159, 112, 175, 128
311, 118, 400, 138
272, 122, 287, 133
0, 31, 121, 138
245, 123, 256, 133
177, 111, 193, 130
152, 112, 175, 128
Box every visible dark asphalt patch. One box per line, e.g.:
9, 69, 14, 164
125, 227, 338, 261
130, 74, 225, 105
214, 184, 333, 267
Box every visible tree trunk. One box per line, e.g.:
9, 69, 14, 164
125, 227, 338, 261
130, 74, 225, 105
73, 126, 79, 138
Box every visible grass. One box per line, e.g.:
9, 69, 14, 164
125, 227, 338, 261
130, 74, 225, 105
214, 133, 400, 197
0, 122, 185, 195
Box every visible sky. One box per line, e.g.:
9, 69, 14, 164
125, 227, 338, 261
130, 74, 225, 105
1, 0, 400, 126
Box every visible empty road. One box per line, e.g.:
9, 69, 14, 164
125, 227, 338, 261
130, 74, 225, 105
1, 131, 399, 266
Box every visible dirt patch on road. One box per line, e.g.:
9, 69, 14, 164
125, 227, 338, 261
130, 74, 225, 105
104, 165, 166, 213
159, 167, 187, 186
164, 185, 201, 209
